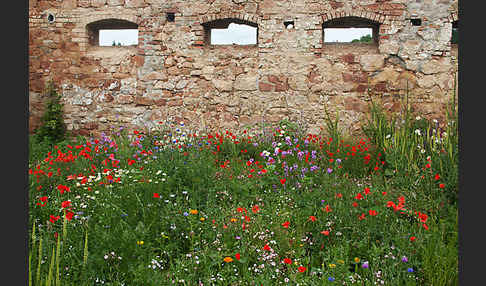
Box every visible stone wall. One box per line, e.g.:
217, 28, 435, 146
28, 0, 459, 136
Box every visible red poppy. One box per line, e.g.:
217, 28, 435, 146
57, 184, 70, 195
364, 187, 370, 195
382, 191, 387, 196
434, 173, 441, 180
422, 223, 429, 230
153, 193, 160, 198
65, 211, 74, 221
61, 201, 71, 208
325, 205, 332, 213
418, 212, 428, 223
410, 236, 416, 242
439, 183, 445, 189
320, 230, 330, 236
252, 205, 260, 213
309, 215, 317, 222
36, 196, 48, 207
336, 193, 342, 198
263, 244, 271, 251
355, 193, 363, 200
369, 210, 378, 216
352, 202, 358, 207
283, 258, 292, 264
49, 215, 60, 223
282, 221, 290, 228
235, 253, 241, 260
425, 163, 431, 169
298, 266, 307, 273
280, 178, 286, 185
358, 213, 366, 220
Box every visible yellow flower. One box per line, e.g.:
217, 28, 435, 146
223, 257, 233, 263
354, 257, 360, 263
200, 217, 205, 222
136, 240, 144, 245
189, 209, 198, 215
329, 263, 336, 268
230, 218, 237, 223
337, 259, 345, 264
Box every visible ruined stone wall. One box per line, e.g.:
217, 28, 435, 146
28, 0, 459, 136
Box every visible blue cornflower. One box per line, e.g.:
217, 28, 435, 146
407, 267, 414, 273
328, 277, 335, 282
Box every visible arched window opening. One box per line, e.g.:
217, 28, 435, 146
323, 17, 380, 44
87, 19, 138, 47
203, 18, 258, 46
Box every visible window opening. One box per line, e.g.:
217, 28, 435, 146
99, 29, 138, 46
87, 19, 138, 46
203, 19, 258, 45
323, 17, 379, 44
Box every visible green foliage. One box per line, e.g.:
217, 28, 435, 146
34, 81, 67, 145
351, 34, 372, 43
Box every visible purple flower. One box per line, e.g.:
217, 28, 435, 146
183, 212, 189, 216
336, 158, 342, 164
327, 168, 333, 174
321, 200, 325, 204
401, 256, 408, 263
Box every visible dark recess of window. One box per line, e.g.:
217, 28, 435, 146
322, 16, 380, 44
167, 12, 175, 22
410, 18, 422, 26
47, 13, 55, 23
86, 19, 138, 46
451, 20, 458, 44
202, 18, 258, 45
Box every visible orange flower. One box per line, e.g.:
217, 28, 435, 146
223, 257, 233, 263
320, 230, 330, 236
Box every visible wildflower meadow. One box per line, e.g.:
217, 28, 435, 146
28, 91, 458, 285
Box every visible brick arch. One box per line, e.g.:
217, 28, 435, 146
199, 12, 261, 27
321, 8, 388, 25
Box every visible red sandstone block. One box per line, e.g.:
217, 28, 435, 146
258, 82, 273, 92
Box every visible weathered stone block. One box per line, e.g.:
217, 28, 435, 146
359, 55, 385, 72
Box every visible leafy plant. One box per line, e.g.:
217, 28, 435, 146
34, 81, 67, 144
